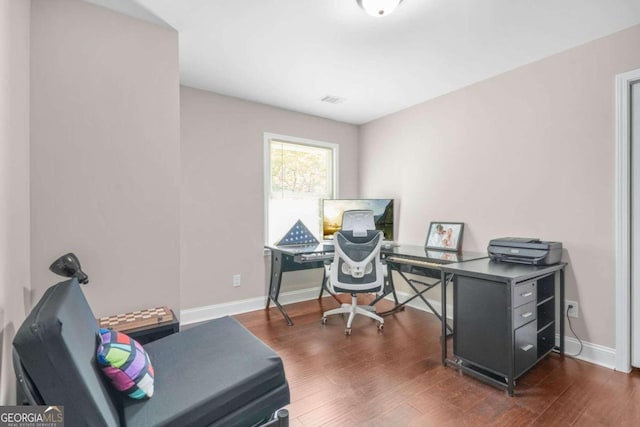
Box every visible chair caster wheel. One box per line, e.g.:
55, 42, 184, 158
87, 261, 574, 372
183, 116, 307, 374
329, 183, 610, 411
321, 317, 327, 325
345, 328, 351, 336
378, 323, 384, 332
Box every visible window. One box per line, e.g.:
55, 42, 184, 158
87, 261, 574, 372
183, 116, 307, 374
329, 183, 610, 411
264, 133, 338, 245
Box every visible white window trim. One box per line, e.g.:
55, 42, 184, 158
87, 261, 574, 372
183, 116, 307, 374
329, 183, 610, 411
263, 132, 339, 246
615, 68, 640, 372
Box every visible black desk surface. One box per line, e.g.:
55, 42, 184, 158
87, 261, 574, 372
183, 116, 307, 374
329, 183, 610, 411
441, 258, 567, 282
266, 243, 486, 265
383, 245, 486, 264
265, 243, 335, 255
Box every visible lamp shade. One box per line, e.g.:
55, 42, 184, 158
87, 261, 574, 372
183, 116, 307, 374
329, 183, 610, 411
357, 0, 403, 17
49, 253, 89, 284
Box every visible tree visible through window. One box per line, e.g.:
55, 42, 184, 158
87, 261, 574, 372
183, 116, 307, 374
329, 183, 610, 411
265, 135, 337, 244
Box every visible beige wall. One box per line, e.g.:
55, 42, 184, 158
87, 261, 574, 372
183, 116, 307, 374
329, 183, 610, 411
360, 25, 640, 348
180, 86, 359, 310
0, 0, 30, 406
30, 0, 181, 318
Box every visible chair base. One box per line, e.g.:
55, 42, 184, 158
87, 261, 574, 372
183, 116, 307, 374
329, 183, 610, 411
321, 295, 384, 335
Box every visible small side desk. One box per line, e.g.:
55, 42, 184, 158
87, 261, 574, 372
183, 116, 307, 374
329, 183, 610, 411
265, 243, 335, 326
440, 259, 566, 396
265, 243, 485, 326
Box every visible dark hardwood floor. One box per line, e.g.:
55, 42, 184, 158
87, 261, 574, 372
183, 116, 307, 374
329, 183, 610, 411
234, 295, 640, 427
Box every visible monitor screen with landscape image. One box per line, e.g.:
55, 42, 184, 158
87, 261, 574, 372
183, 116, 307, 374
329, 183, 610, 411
322, 199, 394, 240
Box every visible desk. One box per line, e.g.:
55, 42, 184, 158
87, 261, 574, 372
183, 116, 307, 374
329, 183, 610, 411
265, 243, 335, 326
440, 259, 566, 396
377, 247, 486, 333
265, 243, 485, 326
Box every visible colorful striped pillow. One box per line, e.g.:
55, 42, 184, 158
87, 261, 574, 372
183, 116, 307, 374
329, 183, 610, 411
97, 328, 155, 399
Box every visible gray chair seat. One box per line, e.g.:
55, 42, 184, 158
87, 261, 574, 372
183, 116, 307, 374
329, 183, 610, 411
123, 317, 289, 427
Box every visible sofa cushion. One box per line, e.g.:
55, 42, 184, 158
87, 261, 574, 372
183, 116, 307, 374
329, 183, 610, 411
97, 329, 155, 399
122, 316, 290, 427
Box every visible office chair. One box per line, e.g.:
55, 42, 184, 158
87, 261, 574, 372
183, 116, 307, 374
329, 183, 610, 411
321, 210, 386, 335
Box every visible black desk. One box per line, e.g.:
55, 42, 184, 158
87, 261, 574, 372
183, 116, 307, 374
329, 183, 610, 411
265, 243, 485, 326
265, 243, 335, 326
440, 259, 566, 396
377, 247, 486, 333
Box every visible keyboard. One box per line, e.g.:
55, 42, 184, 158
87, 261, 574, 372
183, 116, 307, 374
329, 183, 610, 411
296, 253, 334, 263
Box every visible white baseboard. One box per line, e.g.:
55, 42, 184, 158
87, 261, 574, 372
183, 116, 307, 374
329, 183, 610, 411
181, 288, 618, 370
180, 287, 320, 326
559, 335, 617, 370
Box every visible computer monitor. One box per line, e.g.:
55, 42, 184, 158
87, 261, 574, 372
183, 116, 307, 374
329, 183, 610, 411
322, 199, 394, 240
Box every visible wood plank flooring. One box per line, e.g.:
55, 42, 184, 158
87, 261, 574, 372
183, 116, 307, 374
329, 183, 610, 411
234, 295, 640, 427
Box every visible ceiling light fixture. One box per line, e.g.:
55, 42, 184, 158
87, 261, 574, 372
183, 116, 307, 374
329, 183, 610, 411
321, 95, 346, 104
357, 0, 403, 17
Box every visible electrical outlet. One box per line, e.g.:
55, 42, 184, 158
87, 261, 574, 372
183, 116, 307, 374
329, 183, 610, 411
233, 274, 241, 287
566, 300, 579, 318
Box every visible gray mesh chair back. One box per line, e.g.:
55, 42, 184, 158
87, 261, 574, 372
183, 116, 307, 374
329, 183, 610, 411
331, 230, 384, 293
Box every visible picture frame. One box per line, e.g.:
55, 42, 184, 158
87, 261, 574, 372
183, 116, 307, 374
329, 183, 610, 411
425, 222, 464, 252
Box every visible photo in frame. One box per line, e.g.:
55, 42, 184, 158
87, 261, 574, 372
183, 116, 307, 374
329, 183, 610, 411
425, 222, 464, 252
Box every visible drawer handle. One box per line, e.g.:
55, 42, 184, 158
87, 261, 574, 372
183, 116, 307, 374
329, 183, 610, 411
521, 344, 534, 352
521, 291, 533, 298
521, 312, 533, 318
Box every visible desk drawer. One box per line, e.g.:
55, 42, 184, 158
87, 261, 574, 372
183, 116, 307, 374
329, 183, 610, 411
513, 301, 536, 329
515, 321, 537, 377
513, 280, 536, 308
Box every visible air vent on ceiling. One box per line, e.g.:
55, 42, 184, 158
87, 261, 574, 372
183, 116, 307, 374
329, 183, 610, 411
320, 95, 346, 104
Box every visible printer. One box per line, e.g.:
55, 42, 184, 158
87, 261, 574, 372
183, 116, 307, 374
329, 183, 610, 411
487, 237, 562, 265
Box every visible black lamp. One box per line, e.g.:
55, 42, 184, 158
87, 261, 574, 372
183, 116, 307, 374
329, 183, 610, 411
49, 253, 89, 284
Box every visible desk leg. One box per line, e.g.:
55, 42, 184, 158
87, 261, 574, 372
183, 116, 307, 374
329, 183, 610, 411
386, 269, 400, 305
559, 268, 565, 355
404, 275, 452, 333
267, 250, 294, 326
441, 270, 447, 365
371, 265, 402, 312
318, 268, 342, 305
318, 278, 325, 299
378, 266, 452, 335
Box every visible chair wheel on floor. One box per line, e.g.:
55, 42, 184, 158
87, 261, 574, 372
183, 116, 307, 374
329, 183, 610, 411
377, 323, 384, 332
321, 317, 327, 325
344, 328, 351, 336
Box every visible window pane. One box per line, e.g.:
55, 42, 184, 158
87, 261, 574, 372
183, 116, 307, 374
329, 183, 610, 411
267, 138, 335, 244
271, 141, 332, 199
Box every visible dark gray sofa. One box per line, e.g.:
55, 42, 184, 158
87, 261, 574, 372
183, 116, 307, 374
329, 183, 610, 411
13, 278, 290, 426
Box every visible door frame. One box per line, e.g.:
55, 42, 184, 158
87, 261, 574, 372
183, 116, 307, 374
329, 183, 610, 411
615, 68, 640, 372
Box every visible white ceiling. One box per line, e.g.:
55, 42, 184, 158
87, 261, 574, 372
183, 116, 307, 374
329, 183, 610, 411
86, 0, 640, 124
